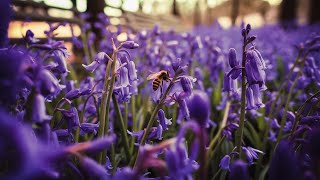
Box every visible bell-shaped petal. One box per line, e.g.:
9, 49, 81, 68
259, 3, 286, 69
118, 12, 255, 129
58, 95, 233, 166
157, 109, 172, 130
229, 160, 249, 180
186, 90, 210, 127
219, 155, 231, 171
32, 93, 51, 123
228, 48, 239, 68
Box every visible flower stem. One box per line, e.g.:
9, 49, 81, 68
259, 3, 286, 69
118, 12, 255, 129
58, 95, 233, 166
207, 101, 231, 159
276, 71, 301, 142
132, 75, 177, 167
124, 102, 128, 130
205, 101, 230, 176
290, 90, 320, 135
97, 47, 116, 163
235, 35, 247, 156
112, 93, 131, 161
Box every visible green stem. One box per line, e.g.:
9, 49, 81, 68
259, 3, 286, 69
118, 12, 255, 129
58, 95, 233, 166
132, 75, 178, 167
97, 50, 116, 163
235, 35, 247, 156
131, 96, 137, 131
103, 49, 118, 136
290, 90, 320, 135
124, 102, 128, 130
256, 51, 303, 176
75, 94, 97, 142
207, 101, 231, 160
112, 94, 131, 161
276, 72, 301, 142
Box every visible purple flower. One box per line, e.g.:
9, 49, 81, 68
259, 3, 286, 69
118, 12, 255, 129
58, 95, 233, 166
53, 50, 69, 74
25, 30, 40, 44
121, 41, 139, 49
229, 160, 249, 180
37, 69, 65, 99
165, 142, 199, 179
57, 106, 80, 130
219, 155, 231, 171
241, 146, 264, 165
250, 84, 265, 108
245, 49, 266, 86
180, 76, 193, 95
78, 156, 109, 179
223, 73, 238, 92
228, 48, 239, 68
80, 123, 99, 135
245, 87, 256, 110
222, 122, 239, 140
157, 109, 172, 130
82, 52, 106, 73
32, 93, 51, 122
186, 90, 211, 127
269, 140, 300, 180
127, 61, 138, 81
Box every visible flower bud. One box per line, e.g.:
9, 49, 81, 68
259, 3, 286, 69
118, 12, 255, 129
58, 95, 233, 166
228, 48, 238, 68
122, 41, 139, 49
187, 90, 210, 127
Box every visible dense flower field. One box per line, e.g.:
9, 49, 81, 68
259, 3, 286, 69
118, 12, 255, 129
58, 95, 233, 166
1, 9, 320, 180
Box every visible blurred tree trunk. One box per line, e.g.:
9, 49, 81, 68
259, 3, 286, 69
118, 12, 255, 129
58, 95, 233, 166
172, 0, 180, 16
279, 0, 297, 27
194, 1, 201, 26
309, 0, 320, 24
231, 0, 239, 25
0, 0, 11, 48
86, 0, 106, 38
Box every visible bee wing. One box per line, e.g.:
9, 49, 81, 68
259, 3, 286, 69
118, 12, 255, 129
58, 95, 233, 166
147, 72, 161, 80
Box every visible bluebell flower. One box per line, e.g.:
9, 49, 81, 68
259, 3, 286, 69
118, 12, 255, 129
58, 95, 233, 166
128, 126, 163, 143
112, 167, 137, 180
186, 90, 212, 127
165, 142, 199, 179
32, 93, 51, 123
241, 146, 264, 165
66, 134, 115, 154
37, 69, 65, 99
180, 76, 193, 95
119, 67, 130, 88
127, 61, 138, 81
80, 123, 99, 135
57, 106, 80, 131
228, 48, 239, 68
157, 109, 172, 130
245, 87, 256, 110
269, 140, 300, 180
122, 41, 139, 49
25, 30, 40, 44
79, 156, 109, 179
268, 130, 277, 142
219, 155, 231, 171
222, 122, 239, 140
82, 52, 107, 73
223, 73, 238, 93
229, 160, 249, 180
250, 84, 265, 108
53, 50, 69, 74
245, 49, 266, 86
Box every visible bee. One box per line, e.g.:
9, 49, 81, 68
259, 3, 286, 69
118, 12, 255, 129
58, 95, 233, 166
147, 70, 171, 92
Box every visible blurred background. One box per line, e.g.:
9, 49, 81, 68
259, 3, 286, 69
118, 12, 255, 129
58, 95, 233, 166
8, 0, 320, 59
